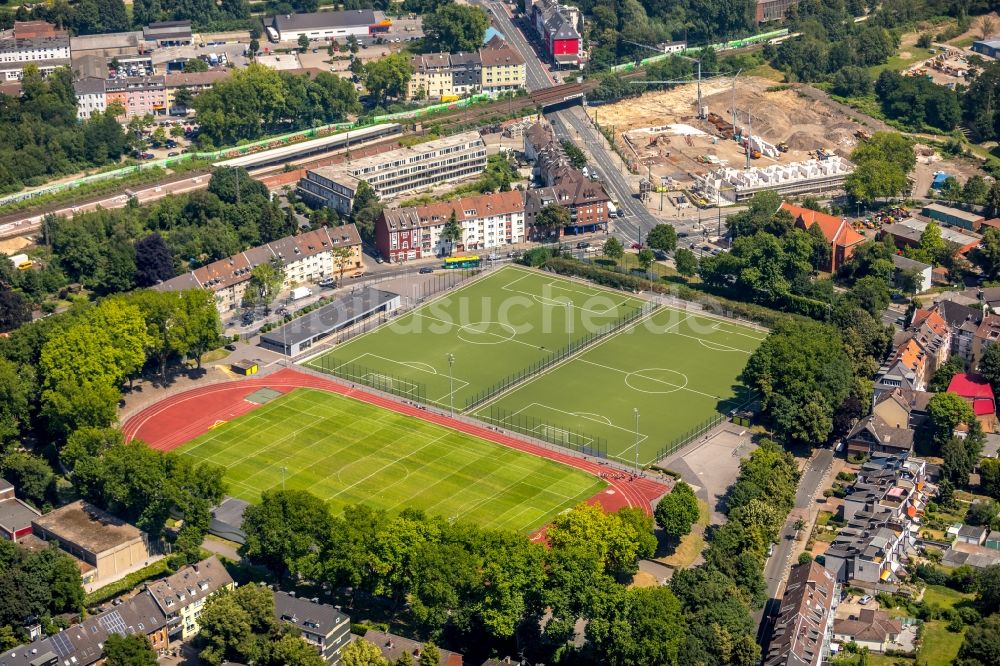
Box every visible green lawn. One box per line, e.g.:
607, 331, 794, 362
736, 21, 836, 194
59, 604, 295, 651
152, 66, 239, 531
177, 388, 605, 533
475, 305, 765, 465
307, 266, 649, 411
920, 621, 965, 665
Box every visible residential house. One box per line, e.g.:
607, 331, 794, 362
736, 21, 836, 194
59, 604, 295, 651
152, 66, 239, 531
874, 338, 931, 396
933, 299, 982, 365
103, 75, 167, 118
529, 0, 585, 69
32, 500, 154, 591
972, 314, 1000, 368
154, 225, 363, 314
275, 591, 351, 663
832, 609, 903, 654
408, 52, 453, 100
164, 69, 230, 112
871, 387, 933, 431
146, 556, 234, 640
375, 191, 525, 262
781, 202, 865, 272
479, 36, 525, 95
956, 524, 989, 546
0, 591, 168, 666
450, 52, 482, 96
947, 372, 997, 432
362, 630, 463, 666
845, 415, 915, 459
522, 121, 610, 237
908, 308, 952, 372
824, 456, 929, 584
0, 478, 39, 541
891, 254, 932, 293
74, 77, 107, 119
764, 561, 838, 666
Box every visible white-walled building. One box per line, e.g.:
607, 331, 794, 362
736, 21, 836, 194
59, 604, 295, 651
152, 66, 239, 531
376, 191, 525, 262
268, 9, 388, 43
298, 131, 487, 214
74, 77, 107, 119
0, 22, 71, 81
696, 156, 855, 203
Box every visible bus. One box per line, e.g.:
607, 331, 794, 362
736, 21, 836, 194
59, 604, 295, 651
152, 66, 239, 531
443, 255, 481, 269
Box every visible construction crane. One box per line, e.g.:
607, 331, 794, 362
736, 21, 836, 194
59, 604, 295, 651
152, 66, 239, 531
621, 40, 711, 118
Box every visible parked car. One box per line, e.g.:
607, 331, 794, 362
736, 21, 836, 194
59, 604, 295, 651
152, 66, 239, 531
375, 256, 384, 264
224, 343, 237, 351
859, 595, 873, 606
653, 249, 668, 260
576, 241, 590, 249
418, 266, 434, 274
630, 243, 641, 250
167, 151, 180, 157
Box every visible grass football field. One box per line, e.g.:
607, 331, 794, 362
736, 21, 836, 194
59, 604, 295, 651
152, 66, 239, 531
475, 305, 766, 466
306, 266, 649, 410
176, 388, 605, 533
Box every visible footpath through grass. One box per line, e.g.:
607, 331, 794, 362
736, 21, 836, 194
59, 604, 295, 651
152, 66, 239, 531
177, 388, 605, 533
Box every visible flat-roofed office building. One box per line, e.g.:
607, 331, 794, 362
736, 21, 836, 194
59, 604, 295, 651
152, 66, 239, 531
297, 131, 487, 214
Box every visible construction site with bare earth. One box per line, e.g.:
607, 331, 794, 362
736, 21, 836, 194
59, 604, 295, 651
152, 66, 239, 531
591, 76, 875, 202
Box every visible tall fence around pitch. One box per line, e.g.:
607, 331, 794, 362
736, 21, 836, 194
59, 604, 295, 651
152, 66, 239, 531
651, 412, 726, 464
480, 405, 608, 459
313, 356, 429, 405
463, 300, 658, 412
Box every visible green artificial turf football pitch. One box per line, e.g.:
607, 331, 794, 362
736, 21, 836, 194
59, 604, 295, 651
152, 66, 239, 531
176, 388, 606, 533
306, 266, 650, 411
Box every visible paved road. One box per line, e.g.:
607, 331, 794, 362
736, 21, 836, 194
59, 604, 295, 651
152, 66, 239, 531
756, 448, 835, 647
474, 1, 553, 92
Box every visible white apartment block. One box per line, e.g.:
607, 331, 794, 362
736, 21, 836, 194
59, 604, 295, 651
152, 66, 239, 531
376, 191, 525, 262
74, 77, 107, 119
298, 131, 488, 214
0, 31, 71, 81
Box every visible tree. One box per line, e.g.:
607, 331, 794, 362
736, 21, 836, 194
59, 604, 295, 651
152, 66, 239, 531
185, 57, 209, 72
104, 634, 157, 666
209, 166, 269, 205
418, 643, 441, 666
979, 15, 997, 40
927, 392, 976, 447
364, 52, 413, 102
134, 233, 175, 286
422, 4, 490, 53
249, 38, 259, 57
654, 481, 700, 540
957, 612, 1000, 665
240, 489, 333, 578
198, 584, 277, 666
741, 320, 853, 445
845, 132, 915, 203
603, 236, 624, 261
975, 565, 1000, 615
846, 276, 890, 317
928, 355, 965, 392
981, 458, 1000, 500
341, 639, 389, 666
173, 85, 194, 110
674, 248, 698, 277
440, 211, 462, 255
637, 248, 655, 273
0, 452, 53, 505
331, 245, 356, 282
646, 224, 678, 253
560, 140, 587, 170
589, 586, 685, 666
0, 290, 31, 333
270, 634, 327, 666
348, 34, 359, 54
298, 34, 310, 52
831, 65, 873, 97
547, 504, 654, 578
533, 204, 570, 237
245, 260, 285, 307
351, 180, 383, 243
0, 357, 33, 450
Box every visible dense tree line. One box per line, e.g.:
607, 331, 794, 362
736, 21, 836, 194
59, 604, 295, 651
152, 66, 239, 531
963, 60, 1000, 143
873, 70, 961, 132
844, 132, 916, 203
237, 490, 691, 664
0, 539, 85, 646
8, 0, 250, 32
0, 66, 128, 194
770, 23, 896, 84
193, 65, 361, 147
1, 168, 296, 307
421, 4, 489, 53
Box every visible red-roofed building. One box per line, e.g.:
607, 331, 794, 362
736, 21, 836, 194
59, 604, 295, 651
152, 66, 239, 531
781, 202, 866, 272
948, 373, 998, 431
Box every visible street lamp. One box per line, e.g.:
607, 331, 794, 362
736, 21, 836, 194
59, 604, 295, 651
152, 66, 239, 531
633, 408, 640, 473
447, 353, 455, 416
567, 300, 573, 349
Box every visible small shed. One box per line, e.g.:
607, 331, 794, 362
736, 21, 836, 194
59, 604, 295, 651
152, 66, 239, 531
231, 359, 259, 376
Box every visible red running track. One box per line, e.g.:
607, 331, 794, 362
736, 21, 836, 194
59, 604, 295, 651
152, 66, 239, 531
122, 368, 668, 518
